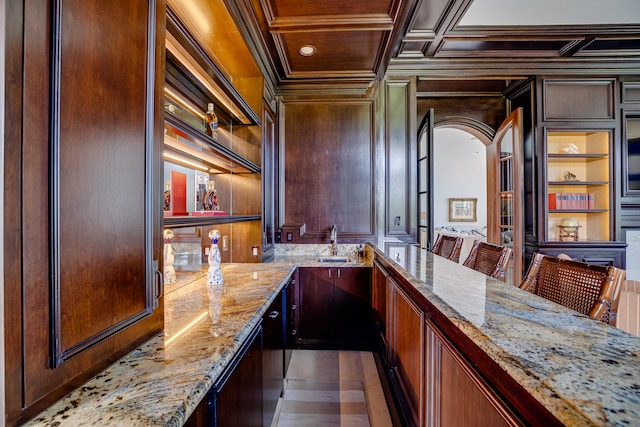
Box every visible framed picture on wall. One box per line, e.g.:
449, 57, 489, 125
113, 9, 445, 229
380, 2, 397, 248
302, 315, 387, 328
449, 198, 477, 222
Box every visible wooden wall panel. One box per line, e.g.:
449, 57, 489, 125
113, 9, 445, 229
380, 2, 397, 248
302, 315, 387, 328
386, 79, 417, 240
542, 78, 615, 121
280, 99, 375, 241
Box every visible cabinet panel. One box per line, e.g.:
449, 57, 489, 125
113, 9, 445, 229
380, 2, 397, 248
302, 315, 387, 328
7, 0, 166, 421
388, 278, 424, 427
214, 325, 264, 427
372, 260, 389, 340
428, 323, 519, 427
298, 268, 334, 344
262, 290, 284, 427
542, 79, 614, 121
297, 267, 372, 348
333, 267, 372, 347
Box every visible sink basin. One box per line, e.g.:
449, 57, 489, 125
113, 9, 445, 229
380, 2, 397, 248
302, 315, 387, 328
318, 257, 351, 263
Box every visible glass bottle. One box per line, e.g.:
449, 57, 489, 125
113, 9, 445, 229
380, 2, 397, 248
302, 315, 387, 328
204, 103, 219, 140
164, 181, 171, 211
203, 180, 220, 211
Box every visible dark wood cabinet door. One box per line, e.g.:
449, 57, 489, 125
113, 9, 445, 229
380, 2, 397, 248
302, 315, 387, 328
372, 260, 389, 338
298, 267, 334, 345
284, 277, 296, 373
428, 323, 519, 427
333, 267, 372, 348
214, 325, 264, 427
4, 0, 165, 423
262, 290, 284, 427
388, 279, 424, 427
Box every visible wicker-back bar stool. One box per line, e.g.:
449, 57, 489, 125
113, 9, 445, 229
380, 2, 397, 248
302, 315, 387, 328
519, 253, 626, 325
431, 234, 464, 263
462, 240, 512, 282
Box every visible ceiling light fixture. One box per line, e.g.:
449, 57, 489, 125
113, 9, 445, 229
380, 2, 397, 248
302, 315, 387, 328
298, 45, 316, 56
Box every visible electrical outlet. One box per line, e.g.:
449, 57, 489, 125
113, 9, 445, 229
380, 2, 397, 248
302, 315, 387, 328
252, 246, 259, 257
222, 235, 229, 251
287, 232, 293, 241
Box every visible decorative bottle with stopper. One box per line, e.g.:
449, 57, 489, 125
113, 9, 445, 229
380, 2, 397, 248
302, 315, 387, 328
207, 230, 223, 286
163, 229, 176, 285
204, 103, 219, 140
203, 180, 219, 211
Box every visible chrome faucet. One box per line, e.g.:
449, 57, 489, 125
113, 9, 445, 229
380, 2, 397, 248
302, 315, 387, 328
330, 225, 337, 256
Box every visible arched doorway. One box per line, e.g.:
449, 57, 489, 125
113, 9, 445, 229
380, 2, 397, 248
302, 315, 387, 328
420, 113, 524, 284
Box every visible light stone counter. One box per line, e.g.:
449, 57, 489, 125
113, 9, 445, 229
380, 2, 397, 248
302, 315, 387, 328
371, 242, 640, 427
25, 246, 370, 427
27, 240, 640, 426
26, 263, 296, 427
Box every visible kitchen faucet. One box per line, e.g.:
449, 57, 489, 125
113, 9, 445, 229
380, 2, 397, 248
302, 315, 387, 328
330, 224, 337, 256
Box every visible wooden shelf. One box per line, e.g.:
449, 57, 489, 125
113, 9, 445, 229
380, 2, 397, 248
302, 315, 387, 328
549, 209, 607, 213
164, 215, 261, 228
548, 154, 608, 162
548, 181, 607, 186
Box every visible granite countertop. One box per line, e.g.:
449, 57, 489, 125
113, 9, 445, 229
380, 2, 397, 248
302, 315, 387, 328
371, 243, 640, 427
26, 245, 370, 427
27, 263, 296, 426
28, 241, 640, 426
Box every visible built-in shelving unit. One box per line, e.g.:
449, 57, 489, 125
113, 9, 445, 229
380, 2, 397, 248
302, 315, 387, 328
162, 3, 264, 263
545, 131, 611, 241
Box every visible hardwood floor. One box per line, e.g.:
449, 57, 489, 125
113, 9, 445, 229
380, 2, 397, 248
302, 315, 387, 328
271, 350, 393, 427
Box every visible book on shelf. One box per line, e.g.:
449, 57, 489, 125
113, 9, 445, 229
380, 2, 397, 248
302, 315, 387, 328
548, 192, 595, 210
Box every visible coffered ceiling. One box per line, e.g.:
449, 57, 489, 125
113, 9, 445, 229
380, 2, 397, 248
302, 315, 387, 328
212, 0, 640, 93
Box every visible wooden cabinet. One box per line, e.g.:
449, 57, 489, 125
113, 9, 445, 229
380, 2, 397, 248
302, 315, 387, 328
262, 289, 284, 427
212, 324, 264, 427
162, 6, 264, 263
372, 260, 390, 363
284, 275, 297, 374
545, 130, 612, 241
4, 1, 165, 424
509, 77, 627, 269
297, 267, 372, 349
426, 321, 520, 427
387, 278, 425, 427
374, 254, 557, 427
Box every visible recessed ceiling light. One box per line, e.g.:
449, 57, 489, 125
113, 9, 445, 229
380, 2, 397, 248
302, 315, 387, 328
298, 45, 316, 56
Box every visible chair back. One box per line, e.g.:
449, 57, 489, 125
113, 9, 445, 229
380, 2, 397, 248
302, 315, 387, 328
431, 234, 464, 263
463, 240, 512, 282
519, 253, 626, 325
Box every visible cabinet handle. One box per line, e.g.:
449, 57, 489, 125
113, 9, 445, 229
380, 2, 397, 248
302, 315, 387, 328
153, 268, 164, 310
269, 310, 280, 319
291, 304, 296, 310
328, 269, 332, 279
291, 329, 297, 336
337, 268, 341, 279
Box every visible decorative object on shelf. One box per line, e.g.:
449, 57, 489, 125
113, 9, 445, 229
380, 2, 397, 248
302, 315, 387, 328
448, 198, 477, 222
163, 229, 176, 285
170, 170, 188, 215
164, 180, 171, 211
204, 102, 219, 140
562, 143, 579, 154
194, 171, 208, 211
203, 180, 220, 211
563, 170, 579, 182
207, 230, 223, 285
557, 217, 581, 241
